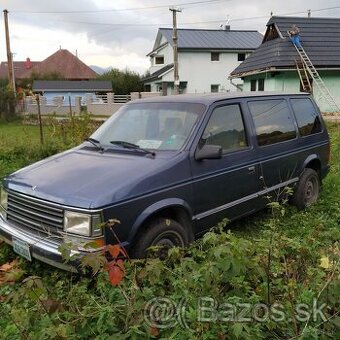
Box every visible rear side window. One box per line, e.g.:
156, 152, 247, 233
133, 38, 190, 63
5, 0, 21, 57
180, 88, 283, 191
248, 99, 296, 146
290, 98, 322, 136
201, 104, 248, 153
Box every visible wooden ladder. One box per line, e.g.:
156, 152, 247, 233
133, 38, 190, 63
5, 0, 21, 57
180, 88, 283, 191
295, 59, 312, 93
294, 44, 340, 113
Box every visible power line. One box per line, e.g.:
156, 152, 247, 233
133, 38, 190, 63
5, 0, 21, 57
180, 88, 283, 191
11, 5, 340, 28
11, 0, 226, 14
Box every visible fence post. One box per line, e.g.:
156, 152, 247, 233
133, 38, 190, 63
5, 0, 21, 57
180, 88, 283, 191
68, 96, 72, 118
75, 96, 81, 114
36, 94, 44, 145
130, 92, 140, 101
107, 92, 114, 104
86, 94, 92, 105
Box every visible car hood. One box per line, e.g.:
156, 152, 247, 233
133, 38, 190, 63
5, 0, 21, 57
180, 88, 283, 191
4, 146, 188, 209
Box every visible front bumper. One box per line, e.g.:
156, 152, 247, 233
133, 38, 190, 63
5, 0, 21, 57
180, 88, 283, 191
0, 216, 94, 272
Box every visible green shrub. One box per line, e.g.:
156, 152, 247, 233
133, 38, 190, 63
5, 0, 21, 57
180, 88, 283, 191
46, 112, 102, 146
0, 88, 16, 121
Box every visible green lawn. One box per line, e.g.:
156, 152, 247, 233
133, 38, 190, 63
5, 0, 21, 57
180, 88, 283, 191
0, 116, 101, 180
0, 122, 61, 180
0, 123, 44, 149
0, 120, 339, 339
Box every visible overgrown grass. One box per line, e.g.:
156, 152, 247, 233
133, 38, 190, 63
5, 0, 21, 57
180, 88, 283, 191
0, 122, 61, 179
0, 115, 101, 180
0, 120, 339, 339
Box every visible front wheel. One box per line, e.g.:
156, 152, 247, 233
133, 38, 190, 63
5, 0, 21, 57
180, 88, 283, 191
291, 168, 320, 210
131, 218, 189, 259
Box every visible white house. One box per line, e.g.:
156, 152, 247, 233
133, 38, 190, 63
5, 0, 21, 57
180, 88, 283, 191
144, 27, 263, 95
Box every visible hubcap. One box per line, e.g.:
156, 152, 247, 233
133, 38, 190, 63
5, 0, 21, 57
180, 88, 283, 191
151, 231, 184, 258
304, 176, 318, 206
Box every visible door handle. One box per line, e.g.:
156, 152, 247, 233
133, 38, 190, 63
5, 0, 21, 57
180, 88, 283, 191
248, 166, 255, 174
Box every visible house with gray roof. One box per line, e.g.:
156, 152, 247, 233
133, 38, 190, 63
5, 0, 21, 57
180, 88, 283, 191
144, 27, 262, 95
32, 80, 112, 105
230, 16, 340, 112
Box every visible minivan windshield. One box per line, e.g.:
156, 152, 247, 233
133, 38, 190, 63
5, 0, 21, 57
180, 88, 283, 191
90, 102, 206, 151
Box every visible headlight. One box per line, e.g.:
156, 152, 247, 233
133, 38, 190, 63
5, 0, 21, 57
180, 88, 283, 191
0, 187, 8, 218
64, 211, 91, 236
64, 211, 102, 237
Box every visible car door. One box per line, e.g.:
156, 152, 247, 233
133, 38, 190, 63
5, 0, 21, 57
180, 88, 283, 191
246, 97, 301, 197
190, 101, 263, 235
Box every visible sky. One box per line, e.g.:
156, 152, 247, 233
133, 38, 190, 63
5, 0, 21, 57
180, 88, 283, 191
0, 0, 339, 75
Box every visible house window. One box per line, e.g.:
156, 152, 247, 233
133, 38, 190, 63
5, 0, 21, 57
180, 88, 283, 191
258, 79, 265, 91
250, 79, 265, 91
155, 56, 164, 65
250, 80, 256, 91
238, 53, 246, 61
211, 84, 219, 93
211, 52, 220, 61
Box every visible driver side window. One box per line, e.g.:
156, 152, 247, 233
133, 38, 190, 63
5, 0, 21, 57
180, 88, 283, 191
201, 104, 248, 153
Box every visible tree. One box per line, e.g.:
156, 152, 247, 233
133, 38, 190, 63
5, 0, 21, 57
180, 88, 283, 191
97, 68, 143, 94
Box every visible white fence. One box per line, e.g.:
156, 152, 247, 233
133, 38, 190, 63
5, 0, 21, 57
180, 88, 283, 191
85, 93, 132, 105
24, 92, 160, 116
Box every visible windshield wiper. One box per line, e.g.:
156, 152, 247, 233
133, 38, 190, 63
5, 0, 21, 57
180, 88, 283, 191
110, 140, 155, 157
84, 137, 104, 152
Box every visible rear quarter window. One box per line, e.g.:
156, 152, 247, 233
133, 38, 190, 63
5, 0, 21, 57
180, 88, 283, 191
290, 98, 322, 136
248, 99, 297, 146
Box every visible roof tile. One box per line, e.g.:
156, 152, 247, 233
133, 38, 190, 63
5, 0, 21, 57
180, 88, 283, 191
19, 49, 97, 80
158, 28, 263, 50
232, 16, 340, 76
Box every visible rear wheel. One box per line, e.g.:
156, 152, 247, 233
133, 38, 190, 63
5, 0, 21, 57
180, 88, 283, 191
131, 218, 189, 259
291, 168, 320, 210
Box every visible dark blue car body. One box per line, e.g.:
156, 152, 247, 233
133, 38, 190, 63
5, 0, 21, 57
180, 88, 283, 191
0, 92, 330, 270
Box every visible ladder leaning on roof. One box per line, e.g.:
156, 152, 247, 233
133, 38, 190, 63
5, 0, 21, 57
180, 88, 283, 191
295, 59, 312, 93
294, 44, 340, 113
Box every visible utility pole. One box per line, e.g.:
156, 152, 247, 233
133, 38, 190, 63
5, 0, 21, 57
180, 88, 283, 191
4, 9, 15, 93
169, 7, 181, 95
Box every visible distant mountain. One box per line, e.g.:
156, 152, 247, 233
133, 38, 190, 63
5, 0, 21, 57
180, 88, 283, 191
90, 65, 112, 75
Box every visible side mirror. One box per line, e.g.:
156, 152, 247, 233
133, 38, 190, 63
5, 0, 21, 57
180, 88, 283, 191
195, 144, 222, 161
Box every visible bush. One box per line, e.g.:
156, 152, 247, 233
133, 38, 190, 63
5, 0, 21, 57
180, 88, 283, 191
46, 113, 102, 146
0, 88, 16, 121
97, 68, 143, 94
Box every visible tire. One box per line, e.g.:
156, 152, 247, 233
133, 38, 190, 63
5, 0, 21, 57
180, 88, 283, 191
291, 168, 320, 210
131, 218, 189, 259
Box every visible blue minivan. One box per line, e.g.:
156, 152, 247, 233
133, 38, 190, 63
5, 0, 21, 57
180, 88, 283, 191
0, 92, 330, 270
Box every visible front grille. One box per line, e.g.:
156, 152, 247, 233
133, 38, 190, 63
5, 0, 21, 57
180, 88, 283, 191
7, 191, 64, 236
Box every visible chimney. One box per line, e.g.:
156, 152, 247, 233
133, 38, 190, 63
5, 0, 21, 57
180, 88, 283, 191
25, 57, 32, 69
224, 25, 230, 30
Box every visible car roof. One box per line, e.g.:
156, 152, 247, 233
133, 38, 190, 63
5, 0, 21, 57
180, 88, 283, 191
129, 91, 309, 105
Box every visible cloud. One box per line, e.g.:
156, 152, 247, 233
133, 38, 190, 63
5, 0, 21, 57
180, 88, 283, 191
1, 0, 340, 73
